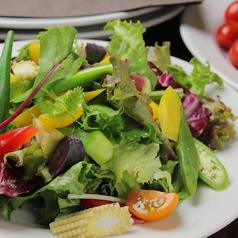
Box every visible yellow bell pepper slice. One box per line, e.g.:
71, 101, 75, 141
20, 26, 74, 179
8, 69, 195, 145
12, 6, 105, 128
149, 100, 160, 121
10, 104, 41, 126
83, 88, 105, 102
28, 41, 40, 65
99, 54, 126, 65
157, 86, 181, 142
10, 73, 17, 83
38, 89, 105, 128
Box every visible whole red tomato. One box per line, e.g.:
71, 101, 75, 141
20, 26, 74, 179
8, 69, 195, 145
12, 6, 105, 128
225, 1, 238, 22
217, 21, 238, 49
229, 40, 238, 69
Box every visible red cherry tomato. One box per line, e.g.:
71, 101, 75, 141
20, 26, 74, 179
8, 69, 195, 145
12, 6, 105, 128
126, 189, 179, 222
225, 1, 238, 22
229, 40, 238, 69
217, 21, 238, 49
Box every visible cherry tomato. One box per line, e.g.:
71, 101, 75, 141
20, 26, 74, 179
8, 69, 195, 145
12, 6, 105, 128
225, 1, 238, 22
0, 125, 38, 161
216, 21, 238, 49
126, 189, 179, 222
229, 40, 238, 69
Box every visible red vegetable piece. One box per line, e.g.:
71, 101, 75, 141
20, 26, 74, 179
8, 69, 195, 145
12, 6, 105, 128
0, 125, 38, 161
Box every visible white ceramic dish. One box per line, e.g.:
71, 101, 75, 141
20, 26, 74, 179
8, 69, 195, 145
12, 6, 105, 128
0, 40, 238, 238
0, 6, 184, 40
180, 0, 238, 91
0, 7, 159, 29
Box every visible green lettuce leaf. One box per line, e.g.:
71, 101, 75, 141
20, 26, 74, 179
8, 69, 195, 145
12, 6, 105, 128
2, 162, 101, 225
104, 20, 157, 89
101, 139, 174, 198
104, 54, 176, 160
15, 26, 83, 102
146, 41, 171, 71
167, 57, 223, 98
4, 140, 48, 182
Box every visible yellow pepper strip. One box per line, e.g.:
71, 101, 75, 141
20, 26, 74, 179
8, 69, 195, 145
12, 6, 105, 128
38, 106, 83, 128
99, 52, 110, 65
10, 104, 41, 126
157, 86, 181, 142
99, 54, 126, 65
10, 73, 17, 83
38, 89, 105, 128
83, 88, 105, 103
149, 100, 160, 121
28, 41, 40, 65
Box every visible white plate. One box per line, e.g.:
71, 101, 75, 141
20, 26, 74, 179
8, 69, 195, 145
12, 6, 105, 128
0, 7, 160, 29
1, 40, 238, 238
180, 0, 238, 91
0, 6, 185, 40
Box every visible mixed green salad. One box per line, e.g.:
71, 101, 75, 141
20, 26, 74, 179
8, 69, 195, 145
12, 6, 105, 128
0, 20, 237, 227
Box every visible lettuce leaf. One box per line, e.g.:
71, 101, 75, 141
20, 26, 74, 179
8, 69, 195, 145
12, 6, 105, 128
101, 139, 174, 198
104, 20, 157, 89
15, 26, 82, 102
198, 96, 237, 150
2, 161, 101, 225
167, 58, 223, 98
146, 41, 171, 72
104, 55, 176, 160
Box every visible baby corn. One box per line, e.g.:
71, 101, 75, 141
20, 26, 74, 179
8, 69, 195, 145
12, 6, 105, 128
49, 203, 134, 238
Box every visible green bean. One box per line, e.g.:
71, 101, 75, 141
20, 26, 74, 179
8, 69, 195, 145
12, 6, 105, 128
175, 107, 200, 198
0, 30, 14, 133
48, 64, 113, 94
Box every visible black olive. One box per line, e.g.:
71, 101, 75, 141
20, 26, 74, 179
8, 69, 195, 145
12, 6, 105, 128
47, 136, 85, 177
85, 43, 107, 64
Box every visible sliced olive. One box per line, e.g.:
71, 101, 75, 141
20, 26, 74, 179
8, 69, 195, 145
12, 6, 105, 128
48, 136, 85, 177
85, 43, 107, 64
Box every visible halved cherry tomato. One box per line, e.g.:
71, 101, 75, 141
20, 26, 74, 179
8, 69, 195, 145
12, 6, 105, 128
229, 39, 238, 69
216, 21, 238, 49
225, 1, 238, 22
126, 189, 179, 222
0, 125, 38, 161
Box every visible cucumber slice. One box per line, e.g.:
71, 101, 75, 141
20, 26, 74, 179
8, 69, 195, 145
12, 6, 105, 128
194, 138, 228, 190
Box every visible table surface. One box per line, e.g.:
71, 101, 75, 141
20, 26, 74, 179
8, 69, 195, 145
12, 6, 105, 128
0, 8, 237, 238
143, 11, 238, 238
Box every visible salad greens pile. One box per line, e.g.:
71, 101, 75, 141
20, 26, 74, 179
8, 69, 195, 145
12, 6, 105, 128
0, 20, 237, 226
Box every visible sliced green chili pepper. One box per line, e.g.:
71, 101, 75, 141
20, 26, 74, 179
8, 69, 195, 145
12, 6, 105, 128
194, 138, 228, 190
0, 30, 14, 133
175, 107, 200, 197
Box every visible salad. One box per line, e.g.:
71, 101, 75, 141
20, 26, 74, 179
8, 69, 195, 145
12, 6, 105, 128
0, 20, 237, 237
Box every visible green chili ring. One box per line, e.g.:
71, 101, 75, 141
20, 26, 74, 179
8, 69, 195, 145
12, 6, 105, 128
194, 138, 229, 191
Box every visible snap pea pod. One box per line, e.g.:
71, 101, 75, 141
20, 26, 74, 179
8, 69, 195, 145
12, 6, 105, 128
175, 107, 200, 198
0, 30, 14, 133
47, 64, 113, 95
